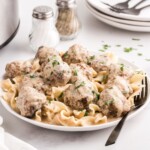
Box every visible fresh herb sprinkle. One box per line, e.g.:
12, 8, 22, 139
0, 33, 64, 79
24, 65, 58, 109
30, 75, 35, 78
132, 38, 140, 41
145, 59, 150, 61
52, 60, 60, 67
63, 52, 68, 58
137, 53, 142, 56
124, 47, 133, 53
73, 69, 78, 76
58, 92, 64, 99
103, 44, 111, 50
92, 91, 100, 101
90, 55, 95, 60
105, 99, 114, 105
84, 111, 88, 116
75, 81, 85, 89
99, 44, 111, 52
116, 45, 121, 47
120, 64, 124, 71
102, 75, 108, 84
138, 45, 143, 47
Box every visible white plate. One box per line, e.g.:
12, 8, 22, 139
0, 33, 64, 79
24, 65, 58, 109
87, 1, 150, 27
86, 2, 150, 32
87, 0, 150, 21
0, 59, 150, 132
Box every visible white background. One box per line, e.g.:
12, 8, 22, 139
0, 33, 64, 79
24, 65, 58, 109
0, 0, 150, 150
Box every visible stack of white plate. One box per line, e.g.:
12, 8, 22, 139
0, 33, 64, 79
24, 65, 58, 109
86, 0, 150, 32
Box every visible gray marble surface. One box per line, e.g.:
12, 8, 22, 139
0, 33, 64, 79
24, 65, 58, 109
0, 0, 150, 150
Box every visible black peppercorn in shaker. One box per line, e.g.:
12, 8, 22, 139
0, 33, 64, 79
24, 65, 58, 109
56, 0, 81, 41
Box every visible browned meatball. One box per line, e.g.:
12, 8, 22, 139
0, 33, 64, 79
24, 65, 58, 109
5, 61, 32, 78
62, 44, 90, 64
35, 46, 59, 64
109, 63, 134, 79
87, 54, 113, 72
97, 86, 130, 117
70, 63, 96, 82
43, 55, 71, 87
16, 86, 46, 117
106, 76, 133, 97
63, 74, 95, 110
20, 73, 45, 93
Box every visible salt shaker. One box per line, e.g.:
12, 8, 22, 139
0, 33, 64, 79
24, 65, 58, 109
29, 6, 60, 52
56, 0, 81, 41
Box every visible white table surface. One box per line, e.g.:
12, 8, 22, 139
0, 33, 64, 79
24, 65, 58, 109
0, 0, 150, 150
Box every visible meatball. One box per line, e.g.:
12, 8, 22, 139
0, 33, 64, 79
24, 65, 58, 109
109, 63, 134, 79
63, 74, 95, 110
62, 44, 90, 64
107, 76, 133, 96
5, 61, 32, 78
98, 86, 130, 117
16, 86, 46, 117
20, 73, 45, 93
43, 57, 71, 86
87, 54, 114, 72
70, 63, 96, 82
35, 46, 59, 64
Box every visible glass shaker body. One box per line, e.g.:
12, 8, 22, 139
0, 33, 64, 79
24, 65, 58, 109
56, 2, 81, 41
29, 6, 60, 52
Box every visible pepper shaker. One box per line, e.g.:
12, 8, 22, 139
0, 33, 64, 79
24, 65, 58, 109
29, 6, 60, 52
56, 0, 81, 41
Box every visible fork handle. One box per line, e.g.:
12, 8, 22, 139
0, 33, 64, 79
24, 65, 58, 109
132, 0, 145, 8
105, 111, 130, 146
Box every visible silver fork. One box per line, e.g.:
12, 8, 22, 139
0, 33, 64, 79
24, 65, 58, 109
112, 4, 150, 15
102, 0, 132, 10
102, 0, 146, 12
105, 75, 148, 146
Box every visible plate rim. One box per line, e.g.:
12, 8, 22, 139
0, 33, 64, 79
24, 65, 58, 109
87, 0, 150, 21
86, 2, 150, 32
86, 2, 150, 27
0, 58, 150, 132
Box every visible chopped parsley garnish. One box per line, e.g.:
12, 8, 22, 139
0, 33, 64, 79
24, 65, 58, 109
90, 55, 95, 60
75, 81, 85, 89
52, 60, 60, 67
124, 47, 133, 53
102, 75, 108, 84
99, 49, 105, 52
48, 98, 54, 103
137, 53, 142, 56
63, 52, 68, 58
84, 111, 88, 116
116, 45, 121, 47
132, 38, 140, 41
58, 92, 64, 99
73, 69, 78, 76
92, 91, 100, 101
30, 75, 35, 78
145, 59, 150, 61
103, 44, 111, 49
99, 44, 111, 52
105, 100, 114, 105
138, 45, 143, 47
120, 64, 124, 71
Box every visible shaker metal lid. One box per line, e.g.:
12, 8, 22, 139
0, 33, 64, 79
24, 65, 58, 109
56, 0, 76, 7
33, 6, 54, 19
